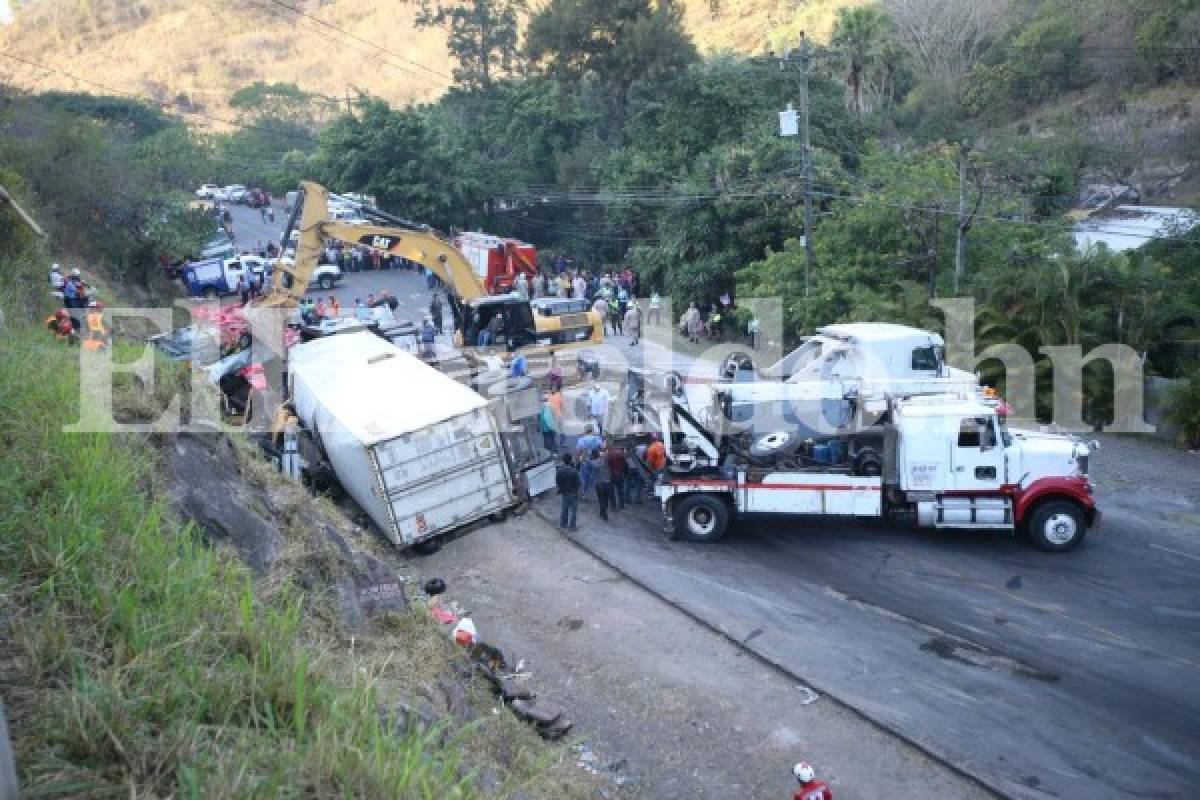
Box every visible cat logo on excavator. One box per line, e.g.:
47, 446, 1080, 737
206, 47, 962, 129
365, 234, 399, 250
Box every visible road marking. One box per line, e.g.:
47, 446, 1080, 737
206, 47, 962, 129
1150, 542, 1200, 563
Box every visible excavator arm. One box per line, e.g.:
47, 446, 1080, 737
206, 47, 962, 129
262, 181, 602, 358
320, 222, 485, 303
267, 181, 485, 309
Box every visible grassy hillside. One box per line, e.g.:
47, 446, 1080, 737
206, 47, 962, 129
0, 0, 861, 125
0, 315, 601, 797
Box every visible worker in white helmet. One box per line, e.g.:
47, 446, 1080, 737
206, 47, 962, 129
791, 762, 832, 800
49, 263, 65, 291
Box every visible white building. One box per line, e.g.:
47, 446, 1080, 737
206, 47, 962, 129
1073, 205, 1199, 253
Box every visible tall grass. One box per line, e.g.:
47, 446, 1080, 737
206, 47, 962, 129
0, 324, 477, 797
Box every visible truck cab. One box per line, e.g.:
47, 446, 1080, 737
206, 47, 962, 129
464, 295, 598, 351
183, 254, 269, 298
892, 395, 1096, 550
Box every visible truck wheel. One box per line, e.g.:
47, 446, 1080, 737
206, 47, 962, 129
318, 275, 334, 290
749, 431, 797, 461
203, 287, 219, 299
674, 494, 730, 543
1026, 500, 1088, 552
237, 332, 252, 350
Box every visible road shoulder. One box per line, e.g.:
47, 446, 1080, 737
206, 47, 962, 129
407, 508, 995, 800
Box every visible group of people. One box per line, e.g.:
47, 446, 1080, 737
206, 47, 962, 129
553, 422, 668, 530
319, 241, 427, 274
45, 263, 107, 350
679, 300, 732, 344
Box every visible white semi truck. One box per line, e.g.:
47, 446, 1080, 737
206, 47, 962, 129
650, 386, 1098, 552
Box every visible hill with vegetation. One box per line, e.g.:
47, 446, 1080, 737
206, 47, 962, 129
2, 0, 1199, 432
0, 0, 866, 124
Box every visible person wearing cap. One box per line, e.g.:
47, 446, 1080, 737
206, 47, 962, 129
49, 263, 65, 291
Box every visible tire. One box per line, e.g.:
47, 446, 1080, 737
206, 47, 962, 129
412, 537, 442, 556
318, 275, 334, 290
719, 351, 756, 382
749, 431, 797, 461
674, 494, 731, 543
203, 286, 219, 299
1025, 499, 1088, 552
237, 332, 252, 350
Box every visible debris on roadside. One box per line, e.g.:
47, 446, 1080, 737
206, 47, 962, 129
428, 599, 458, 625
452, 617, 478, 645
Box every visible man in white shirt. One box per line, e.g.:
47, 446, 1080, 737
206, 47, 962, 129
587, 384, 610, 434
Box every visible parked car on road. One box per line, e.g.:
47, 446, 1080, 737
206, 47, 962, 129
228, 185, 249, 204
246, 188, 270, 208
195, 183, 219, 198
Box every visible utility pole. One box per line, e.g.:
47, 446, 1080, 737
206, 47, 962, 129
954, 142, 969, 294
797, 33, 815, 299
778, 34, 815, 305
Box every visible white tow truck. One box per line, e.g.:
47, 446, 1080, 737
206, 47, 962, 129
649, 383, 1098, 552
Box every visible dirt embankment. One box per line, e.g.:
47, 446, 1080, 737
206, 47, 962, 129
160, 430, 610, 799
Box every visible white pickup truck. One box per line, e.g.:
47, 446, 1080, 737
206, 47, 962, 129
650, 387, 1098, 552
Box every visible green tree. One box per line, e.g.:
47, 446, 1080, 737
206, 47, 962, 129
831, 6, 890, 115
526, 0, 697, 135
228, 81, 337, 126
415, 0, 526, 89
316, 96, 479, 228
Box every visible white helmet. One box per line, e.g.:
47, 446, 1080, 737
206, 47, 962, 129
71, 267, 81, 277
793, 762, 815, 783
51, 263, 60, 272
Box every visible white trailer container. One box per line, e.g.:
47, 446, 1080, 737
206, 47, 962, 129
288, 331, 517, 547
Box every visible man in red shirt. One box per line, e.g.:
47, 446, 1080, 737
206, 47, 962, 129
792, 762, 832, 800
605, 445, 628, 510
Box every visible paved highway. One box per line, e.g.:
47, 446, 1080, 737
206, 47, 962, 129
227, 199, 1200, 798
544, 439, 1200, 800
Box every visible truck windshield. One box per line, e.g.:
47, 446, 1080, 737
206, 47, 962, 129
781, 340, 824, 380
911, 345, 943, 372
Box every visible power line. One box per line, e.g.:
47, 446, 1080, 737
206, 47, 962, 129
254, 0, 450, 84
497, 183, 1200, 245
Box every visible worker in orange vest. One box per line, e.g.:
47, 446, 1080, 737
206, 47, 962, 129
328, 295, 340, 318
82, 302, 108, 351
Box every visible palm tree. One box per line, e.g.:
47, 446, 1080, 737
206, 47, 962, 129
831, 6, 889, 115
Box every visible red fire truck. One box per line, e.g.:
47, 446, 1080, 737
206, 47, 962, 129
454, 232, 539, 295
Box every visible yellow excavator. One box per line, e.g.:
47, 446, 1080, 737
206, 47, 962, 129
269, 181, 603, 357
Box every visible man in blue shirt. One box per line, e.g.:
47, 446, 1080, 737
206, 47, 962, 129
575, 425, 603, 497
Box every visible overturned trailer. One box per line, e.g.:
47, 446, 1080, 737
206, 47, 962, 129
288, 332, 518, 548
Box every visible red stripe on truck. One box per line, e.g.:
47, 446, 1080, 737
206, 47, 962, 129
668, 480, 880, 491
